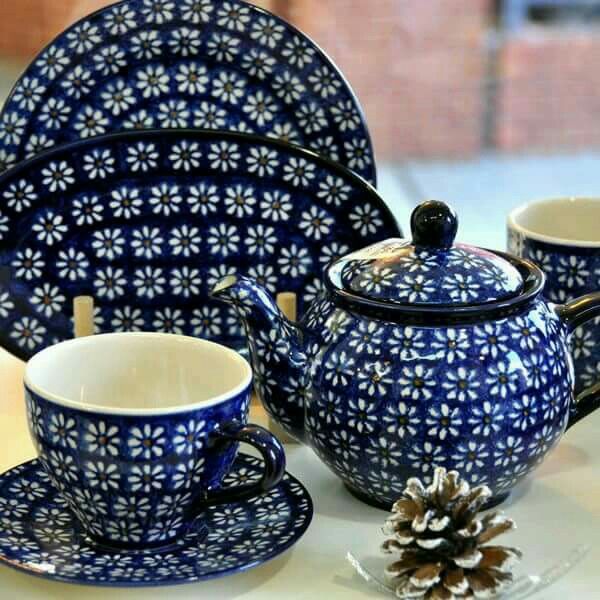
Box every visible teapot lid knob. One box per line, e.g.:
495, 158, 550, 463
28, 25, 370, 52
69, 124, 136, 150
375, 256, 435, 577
410, 200, 458, 249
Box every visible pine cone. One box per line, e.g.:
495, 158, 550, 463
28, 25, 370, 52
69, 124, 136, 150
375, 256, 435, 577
382, 467, 522, 599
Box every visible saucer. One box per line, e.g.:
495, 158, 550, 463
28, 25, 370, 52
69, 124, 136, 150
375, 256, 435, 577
0, 453, 313, 587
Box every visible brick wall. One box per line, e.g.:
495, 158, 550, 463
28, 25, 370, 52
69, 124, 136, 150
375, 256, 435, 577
0, 0, 276, 60
0, 0, 491, 161
0, 0, 94, 59
496, 27, 600, 152
285, 0, 492, 160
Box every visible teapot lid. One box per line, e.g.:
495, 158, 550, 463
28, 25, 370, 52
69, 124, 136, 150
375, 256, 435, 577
326, 201, 525, 309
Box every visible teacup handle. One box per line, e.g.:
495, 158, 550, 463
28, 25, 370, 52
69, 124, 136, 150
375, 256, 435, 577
198, 421, 286, 507
555, 293, 600, 429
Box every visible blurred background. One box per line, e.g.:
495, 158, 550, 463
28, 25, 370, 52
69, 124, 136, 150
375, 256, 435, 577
2, 0, 600, 245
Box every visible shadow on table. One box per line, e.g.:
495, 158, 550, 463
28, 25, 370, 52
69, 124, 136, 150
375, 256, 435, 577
311, 477, 386, 523
534, 443, 590, 479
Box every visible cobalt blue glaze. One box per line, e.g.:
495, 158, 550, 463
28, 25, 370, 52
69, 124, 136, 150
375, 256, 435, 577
0, 0, 377, 185
0, 129, 400, 361
410, 200, 459, 249
212, 201, 600, 509
0, 454, 313, 586
327, 201, 524, 308
24, 377, 286, 548
508, 228, 600, 397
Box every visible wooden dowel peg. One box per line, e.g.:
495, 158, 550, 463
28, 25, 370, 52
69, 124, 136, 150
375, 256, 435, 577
73, 296, 95, 338
276, 292, 297, 322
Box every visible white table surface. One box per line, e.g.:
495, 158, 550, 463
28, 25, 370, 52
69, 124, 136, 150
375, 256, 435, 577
1, 347, 600, 598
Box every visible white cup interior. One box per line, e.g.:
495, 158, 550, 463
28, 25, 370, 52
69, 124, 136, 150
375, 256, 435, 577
25, 333, 252, 414
508, 197, 600, 246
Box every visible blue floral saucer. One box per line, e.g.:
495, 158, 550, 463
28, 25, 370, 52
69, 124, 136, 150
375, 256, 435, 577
0, 0, 377, 184
0, 453, 313, 587
0, 129, 400, 360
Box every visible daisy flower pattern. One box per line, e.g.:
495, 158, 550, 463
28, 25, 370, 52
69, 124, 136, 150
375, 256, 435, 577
153, 308, 185, 333
245, 224, 276, 257
41, 161, 75, 193
101, 80, 135, 116
0, 451, 314, 585
127, 425, 166, 459
131, 226, 164, 259
94, 266, 127, 300
0, 129, 396, 358
82, 149, 115, 179
48, 413, 78, 449
109, 186, 143, 219
399, 364, 436, 401
224, 184, 256, 218
260, 190, 292, 221
78, 469, 119, 502
191, 306, 223, 338
111, 306, 145, 332
0, 290, 14, 319
170, 266, 202, 298
425, 404, 462, 440
208, 141, 240, 171
207, 223, 240, 257
173, 419, 207, 454
32, 211, 68, 246
91, 228, 125, 261
75, 106, 109, 139
56, 248, 88, 281
3, 179, 37, 212
299, 206, 333, 240
278, 244, 312, 277
12, 248, 45, 280
128, 464, 166, 494
127, 142, 159, 172
246, 146, 279, 176
348, 204, 384, 236
149, 183, 182, 216
283, 157, 316, 187
169, 140, 201, 171
84, 422, 120, 457
31, 283, 66, 318
133, 266, 166, 299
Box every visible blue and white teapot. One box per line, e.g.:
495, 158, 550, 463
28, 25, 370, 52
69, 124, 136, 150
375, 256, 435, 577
212, 201, 600, 508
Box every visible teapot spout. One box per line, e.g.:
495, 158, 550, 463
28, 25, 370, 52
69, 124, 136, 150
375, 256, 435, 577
211, 276, 308, 442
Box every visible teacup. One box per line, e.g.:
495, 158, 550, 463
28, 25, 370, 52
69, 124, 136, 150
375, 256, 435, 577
24, 332, 285, 549
508, 197, 600, 395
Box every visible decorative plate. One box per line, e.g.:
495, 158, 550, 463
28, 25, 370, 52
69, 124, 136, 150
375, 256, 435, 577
0, 0, 377, 184
0, 129, 400, 360
0, 453, 313, 587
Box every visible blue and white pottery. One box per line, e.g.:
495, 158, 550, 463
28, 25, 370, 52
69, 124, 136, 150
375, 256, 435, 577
0, 0, 377, 184
0, 129, 400, 360
0, 453, 312, 586
508, 197, 600, 397
212, 200, 600, 509
24, 332, 286, 549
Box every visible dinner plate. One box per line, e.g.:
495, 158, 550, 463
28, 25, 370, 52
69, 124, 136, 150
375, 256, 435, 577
0, 129, 400, 360
0, 453, 313, 586
0, 0, 377, 184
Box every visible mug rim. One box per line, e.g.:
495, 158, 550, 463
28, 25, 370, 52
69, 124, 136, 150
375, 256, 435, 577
508, 196, 600, 248
24, 332, 253, 416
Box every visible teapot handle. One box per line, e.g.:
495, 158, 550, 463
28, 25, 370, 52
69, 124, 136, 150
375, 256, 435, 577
555, 292, 600, 429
